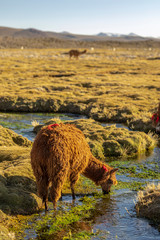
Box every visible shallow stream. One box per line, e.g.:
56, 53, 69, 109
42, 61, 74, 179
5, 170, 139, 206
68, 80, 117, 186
0, 112, 159, 239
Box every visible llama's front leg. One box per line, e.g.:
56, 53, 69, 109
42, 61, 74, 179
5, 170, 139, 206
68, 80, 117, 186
43, 196, 48, 212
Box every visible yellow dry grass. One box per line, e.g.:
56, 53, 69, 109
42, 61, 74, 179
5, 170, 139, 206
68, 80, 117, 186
136, 183, 160, 229
0, 48, 159, 129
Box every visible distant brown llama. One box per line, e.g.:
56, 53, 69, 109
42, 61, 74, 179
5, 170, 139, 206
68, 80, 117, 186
31, 123, 118, 210
152, 102, 160, 133
69, 49, 87, 59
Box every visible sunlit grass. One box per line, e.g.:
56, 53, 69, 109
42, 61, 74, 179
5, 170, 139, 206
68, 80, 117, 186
0, 48, 159, 132
136, 183, 160, 228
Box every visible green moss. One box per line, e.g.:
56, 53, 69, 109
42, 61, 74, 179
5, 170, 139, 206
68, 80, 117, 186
103, 140, 123, 157
31, 196, 96, 240
113, 181, 145, 191
110, 160, 160, 180
0, 120, 31, 130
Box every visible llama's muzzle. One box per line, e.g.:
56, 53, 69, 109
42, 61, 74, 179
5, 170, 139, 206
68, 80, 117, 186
102, 189, 110, 194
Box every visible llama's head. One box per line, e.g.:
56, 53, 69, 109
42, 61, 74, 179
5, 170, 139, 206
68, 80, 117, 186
99, 166, 118, 194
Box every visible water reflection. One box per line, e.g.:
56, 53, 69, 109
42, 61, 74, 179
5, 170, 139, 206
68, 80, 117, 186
92, 191, 160, 240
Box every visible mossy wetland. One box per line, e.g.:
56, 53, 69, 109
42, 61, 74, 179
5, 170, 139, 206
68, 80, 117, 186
0, 48, 160, 239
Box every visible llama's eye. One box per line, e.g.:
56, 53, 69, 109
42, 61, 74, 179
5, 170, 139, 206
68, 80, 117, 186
108, 179, 113, 184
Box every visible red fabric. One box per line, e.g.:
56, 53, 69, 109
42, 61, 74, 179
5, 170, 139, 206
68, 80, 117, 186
152, 113, 159, 123
152, 113, 156, 120
47, 123, 60, 130
103, 165, 108, 172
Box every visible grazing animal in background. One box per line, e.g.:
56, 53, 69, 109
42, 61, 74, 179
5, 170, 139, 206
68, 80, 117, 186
31, 123, 118, 210
152, 102, 160, 133
69, 49, 87, 59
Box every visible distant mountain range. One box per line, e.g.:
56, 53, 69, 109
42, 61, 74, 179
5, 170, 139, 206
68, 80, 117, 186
0, 26, 156, 41
0, 26, 160, 49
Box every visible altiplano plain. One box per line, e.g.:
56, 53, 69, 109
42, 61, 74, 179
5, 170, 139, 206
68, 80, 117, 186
0, 47, 160, 239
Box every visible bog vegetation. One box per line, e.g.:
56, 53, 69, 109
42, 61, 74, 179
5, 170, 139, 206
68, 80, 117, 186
0, 47, 160, 239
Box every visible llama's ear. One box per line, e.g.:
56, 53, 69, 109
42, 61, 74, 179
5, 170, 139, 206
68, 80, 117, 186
110, 168, 118, 174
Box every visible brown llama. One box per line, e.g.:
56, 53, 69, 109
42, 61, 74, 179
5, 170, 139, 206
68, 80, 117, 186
152, 102, 160, 133
69, 49, 87, 59
31, 123, 118, 210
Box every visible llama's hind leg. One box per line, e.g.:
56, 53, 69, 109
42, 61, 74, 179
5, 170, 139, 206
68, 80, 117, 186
37, 176, 49, 211
50, 173, 67, 209
71, 184, 76, 200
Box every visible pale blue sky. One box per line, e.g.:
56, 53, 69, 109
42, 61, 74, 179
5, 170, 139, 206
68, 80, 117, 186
0, 0, 160, 37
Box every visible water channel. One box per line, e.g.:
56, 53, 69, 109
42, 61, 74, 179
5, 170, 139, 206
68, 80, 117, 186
0, 112, 159, 239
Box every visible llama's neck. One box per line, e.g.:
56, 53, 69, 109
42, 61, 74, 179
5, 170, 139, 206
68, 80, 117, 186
80, 51, 85, 55
82, 155, 110, 185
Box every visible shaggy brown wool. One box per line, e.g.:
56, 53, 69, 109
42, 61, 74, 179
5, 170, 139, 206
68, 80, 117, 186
31, 123, 118, 210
